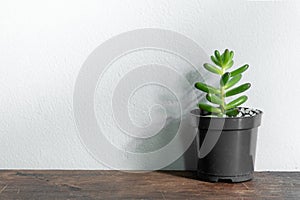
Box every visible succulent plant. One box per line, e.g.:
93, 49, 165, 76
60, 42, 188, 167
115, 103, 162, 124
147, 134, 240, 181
195, 49, 251, 117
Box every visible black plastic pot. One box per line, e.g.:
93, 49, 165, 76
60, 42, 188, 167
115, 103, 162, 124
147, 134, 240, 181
191, 108, 263, 183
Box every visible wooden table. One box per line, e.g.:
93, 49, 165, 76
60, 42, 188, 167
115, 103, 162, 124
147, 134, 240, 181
0, 171, 299, 199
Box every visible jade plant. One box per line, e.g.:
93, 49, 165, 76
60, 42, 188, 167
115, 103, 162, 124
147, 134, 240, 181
195, 49, 251, 117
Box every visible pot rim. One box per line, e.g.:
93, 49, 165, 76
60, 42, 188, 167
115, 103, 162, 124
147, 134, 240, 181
190, 107, 263, 130
190, 107, 263, 119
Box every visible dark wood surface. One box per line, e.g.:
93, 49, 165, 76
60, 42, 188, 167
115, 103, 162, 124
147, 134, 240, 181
0, 171, 299, 199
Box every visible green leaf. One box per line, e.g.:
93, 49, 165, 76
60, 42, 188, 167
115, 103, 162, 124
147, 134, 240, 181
211, 56, 221, 67
195, 82, 220, 94
198, 103, 221, 114
224, 60, 234, 70
203, 63, 222, 75
206, 94, 223, 105
223, 49, 230, 65
221, 54, 225, 63
225, 83, 251, 97
230, 51, 234, 59
224, 74, 242, 90
230, 64, 249, 77
225, 108, 239, 117
225, 96, 248, 110
214, 50, 222, 63
220, 72, 231, 86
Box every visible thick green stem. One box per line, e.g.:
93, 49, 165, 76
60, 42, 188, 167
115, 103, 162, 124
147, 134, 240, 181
220, 87, 226, 114
220, 69, 226, 115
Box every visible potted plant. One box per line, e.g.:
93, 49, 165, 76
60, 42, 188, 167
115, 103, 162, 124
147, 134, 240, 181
192, 49, 263, 182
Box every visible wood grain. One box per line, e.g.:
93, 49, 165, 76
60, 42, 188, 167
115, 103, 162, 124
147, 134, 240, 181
0, 171, 299, 199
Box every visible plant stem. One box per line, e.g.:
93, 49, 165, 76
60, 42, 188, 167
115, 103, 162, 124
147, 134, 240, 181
220, 69, 226, 115
220, 87, 225, 114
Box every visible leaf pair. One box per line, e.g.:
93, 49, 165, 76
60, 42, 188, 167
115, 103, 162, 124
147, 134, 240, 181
199, 95, 248, 115
206, 92, 248, 109
195, 81, 251, 100
222, 64, 250, 91
224, 64, 251, 97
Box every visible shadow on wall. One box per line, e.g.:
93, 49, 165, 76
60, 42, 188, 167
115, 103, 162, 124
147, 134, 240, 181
125, 69, 215, 170
164, 70, 207, 171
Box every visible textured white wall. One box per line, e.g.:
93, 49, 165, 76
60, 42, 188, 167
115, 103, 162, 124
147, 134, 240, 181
0, 0, 299, 170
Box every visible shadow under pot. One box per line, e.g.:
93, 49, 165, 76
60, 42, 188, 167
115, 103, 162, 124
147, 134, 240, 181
191, 108, 263, 183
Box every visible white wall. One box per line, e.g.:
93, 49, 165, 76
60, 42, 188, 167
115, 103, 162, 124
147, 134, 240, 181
0, 0, 299, 171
